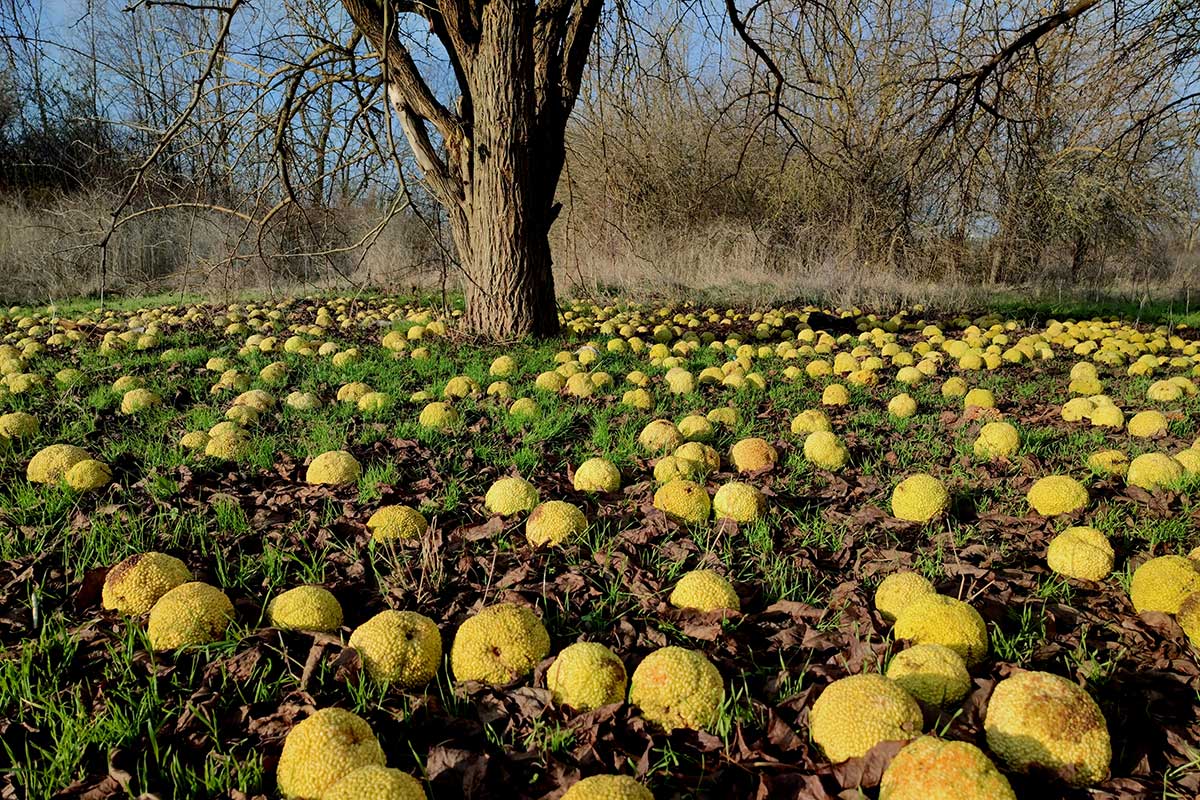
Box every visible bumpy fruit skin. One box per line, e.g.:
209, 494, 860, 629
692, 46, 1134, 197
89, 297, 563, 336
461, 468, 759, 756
546, 642, 627, 711
1026, 476, 1088, 516
790, 409, 831, 435
809, 674, 923, 763
1087, 449, 1128, 477
561, 775, 653, 800
888, 393, 917, 419
1126, 452, 1184, 490
677, 414, 714, 442
526, 501, 587, 546
669, 570, 739, 612
653, 455, 699, 483
1127, 409, 1168, 438
629, 647, 724, 731
1178, 592, 1200, 647
349, 610, 442, 687
451, 603, 550, 686
0, 411, 38, 439
574, 458, 621, 493
730, 437, 777, 473
120, 388, 161, 414
653, 479, 711, 523
886, 643, 971, 708
1129, 555, 1200, 613
147, 581, 234, 651
674, 442, 720, 474
879, 736, 1016, 800
65, 459, 112, 491
973, 422, 1019, 460
367, 505, 429, 542
984, 671, 1110, 787
1046, 527, 1113, 581
205, 431, 248, 460
893, 595, 988, 666
803, 430, 849, 471
180, 431, 210, 451
102, 552, 193, 615
712, 482, 766, 522
418, 401, 460, 429
286, 391, 322, 411
306, 450, 362, 485
27, 443, 90, 483
267, 586, 343, 632
638, 419, 684, 453
323, 765, 425, 800
276, 708, 386, 800
484, 476, 539, 516
891, 474, 950, 522
874, 572, 936, 623
490, 355, 517, 377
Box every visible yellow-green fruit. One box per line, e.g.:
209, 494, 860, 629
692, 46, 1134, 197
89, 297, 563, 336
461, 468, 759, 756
652, 479, 711, 523
102, 552, 193, 615
1126, 452, 1184, 490
306, 450, 362, 485
888, 393, 917, 418
509, 397, 539, 418
790, 409, 831, 435
1087, 449, 1128, 477
65, 459, 112, 491
879, 737, 1016, 800
27, 443, 90, 483
984, 670, 1110, 787
286, 391, 322, 411
267, 586, 343, 632
886, 644, 971, 709
120, 388, 161, 414
822, 383, 851, 406
669, 570, 739, 612
1046, 527, 1113, 581
561, 775, 653, 800
418, 401, 459, 429
1127, 409, 1168, 437
205, 431, 248, 460
1026, 475, 1088, 516
484, 476, 539, 516
450, 603, 550, 686
730, 437, 777, 473
891, 474, 949, 522
357, 392, 393, 413
1129, 555, 1200, 614
712, 482, 765, 522
443, 375, 479, 399
803, 430, 849, 471
963, 388, 995, 409
1174, 448, 1200, 475
275, 708, 386, 800
677, 414, 714, 442
367, 505, 428, 542
180, 431, 210, 451
973, 422, 1019, 460
0, 411, 38, 439
546, 642, 627, 711
893, 595, 988, 666
628, 646, 724, 731
674, 441, 720, 474
349, 610, 442, 687
874, 571, 936, 623
653, 455, 699, 483
1177, 592, 1200, 647
526, 501, 587, 547
147, 581, 234, 651
323, 766, 426, 800
573, 458, 621, 493
638, 419, 684, 453
489, 355, 516, 377
809, 673, 923, 763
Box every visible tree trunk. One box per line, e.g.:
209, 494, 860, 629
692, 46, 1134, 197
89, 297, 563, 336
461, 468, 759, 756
455, 0, 559, 339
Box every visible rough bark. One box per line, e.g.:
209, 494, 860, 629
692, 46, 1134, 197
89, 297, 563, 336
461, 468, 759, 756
342, 0, 602, 339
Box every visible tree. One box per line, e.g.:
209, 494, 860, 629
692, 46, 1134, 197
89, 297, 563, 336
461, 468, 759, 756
337, 0, 601, 338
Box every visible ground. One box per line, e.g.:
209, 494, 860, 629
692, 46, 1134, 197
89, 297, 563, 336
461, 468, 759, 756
0, 295, 1198, 800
